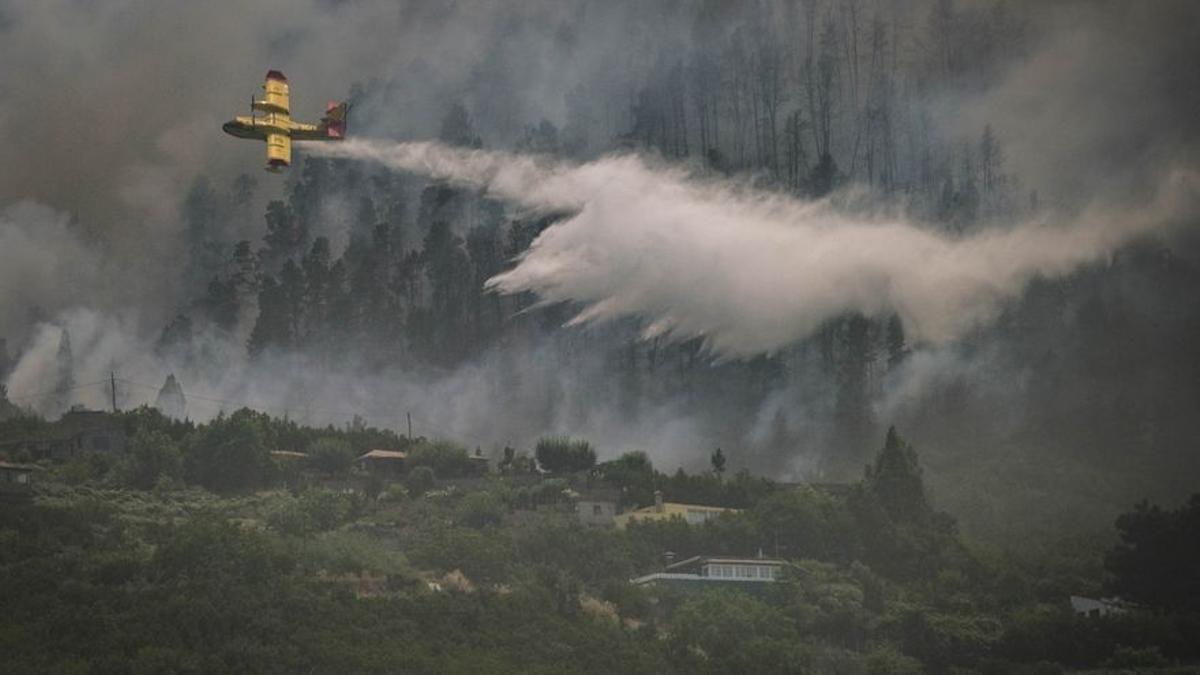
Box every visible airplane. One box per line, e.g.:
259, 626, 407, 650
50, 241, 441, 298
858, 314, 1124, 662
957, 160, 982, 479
222, 70, 349, 172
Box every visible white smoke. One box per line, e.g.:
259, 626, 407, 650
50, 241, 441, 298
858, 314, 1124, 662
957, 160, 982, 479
309, 139, 1197, 356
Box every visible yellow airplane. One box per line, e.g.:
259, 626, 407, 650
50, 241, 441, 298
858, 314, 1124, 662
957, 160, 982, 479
222, 70, 349, 172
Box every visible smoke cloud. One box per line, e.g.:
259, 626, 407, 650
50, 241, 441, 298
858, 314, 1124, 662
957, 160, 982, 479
310, 139, 1197, 356
1, 0, 1198, 537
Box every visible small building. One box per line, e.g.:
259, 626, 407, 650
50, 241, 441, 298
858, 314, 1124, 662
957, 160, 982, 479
467, 454, 489, 477
632, 555, 786, 588
574, 489, 620, 527
0, 461, 39, 501
357, 449, 407, 476
1070, 595, 1129, 618
2, 408, 127, 462
614, 490, 738, 529
271, 451, 311, 490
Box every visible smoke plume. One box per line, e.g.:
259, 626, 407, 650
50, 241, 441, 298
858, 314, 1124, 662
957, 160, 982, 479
310, 139, 1196, 356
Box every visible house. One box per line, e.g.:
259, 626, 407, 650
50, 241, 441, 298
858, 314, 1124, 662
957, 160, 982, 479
1070, 595, 1129, 618
467, 453, 489, 477
614, 490, 738, 529
574, 488, 620, 527
58, 408, 126, 454
357, 449, 407, 476
1, 408, 127, 462
0, 461, 39, 501
632, 554, 786, 588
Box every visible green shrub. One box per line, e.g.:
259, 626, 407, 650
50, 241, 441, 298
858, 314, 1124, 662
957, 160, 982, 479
534, 436, 596, 473
183, 410, 273, 492
306, 437, 355, 476
406, 466, 436, 496
457, 491, 505, 529
120, 428, 183, 489
267, 489, 361, 536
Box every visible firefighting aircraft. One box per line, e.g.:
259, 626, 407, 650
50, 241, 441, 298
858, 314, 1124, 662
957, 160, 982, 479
222, 70, 349, 172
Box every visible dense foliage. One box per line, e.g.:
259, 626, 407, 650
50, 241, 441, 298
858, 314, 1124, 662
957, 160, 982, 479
2, 411, 1198, 672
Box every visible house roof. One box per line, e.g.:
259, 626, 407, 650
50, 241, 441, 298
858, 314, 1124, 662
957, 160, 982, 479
629, 502, 734, 515
358, 449, 407, 461
270, 450, 309, 458
666, 555, 784, 571
0, 461, 41, 471
575, 490, 621, 503
614, 501, 740, 528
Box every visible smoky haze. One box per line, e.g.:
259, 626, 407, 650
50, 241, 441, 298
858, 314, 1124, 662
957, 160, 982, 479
1, 0, 1198, 541
310, 138, 1198, 354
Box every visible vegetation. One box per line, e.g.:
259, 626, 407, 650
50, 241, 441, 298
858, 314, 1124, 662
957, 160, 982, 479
2, 409, 1198, 673
535, 436, 597, 474
0, 2, 1194, 671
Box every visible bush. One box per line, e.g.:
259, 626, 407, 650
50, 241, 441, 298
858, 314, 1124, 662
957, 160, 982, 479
457, 491, 505, 529
267, 489, 361, 536
120, 429, 183, 489
407, 440, 474, 478
153, 515, 294, 585
535, 436, 596, 474
406, 466, 436, 497
54, 452, 113, 485
298, 530, 410, 576
183, 409, 273, 492
307, 437, 355, 476
1103, 644, 1169, 669
866, 644, 923, 674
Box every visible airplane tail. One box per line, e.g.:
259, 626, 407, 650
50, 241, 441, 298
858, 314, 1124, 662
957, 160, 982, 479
321, 101, 350, 139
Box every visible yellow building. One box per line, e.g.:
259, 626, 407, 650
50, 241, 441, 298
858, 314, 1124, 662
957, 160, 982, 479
614, 490, 738, 529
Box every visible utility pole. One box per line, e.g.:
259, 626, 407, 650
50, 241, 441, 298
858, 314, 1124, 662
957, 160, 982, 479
406, 412, 413, 439
110, 371, 118, 413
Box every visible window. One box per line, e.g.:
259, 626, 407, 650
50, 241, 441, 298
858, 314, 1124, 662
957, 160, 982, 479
593, 504, 603, 516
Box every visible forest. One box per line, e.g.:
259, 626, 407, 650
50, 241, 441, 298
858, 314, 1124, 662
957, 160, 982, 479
2, 407, 1199, 673
0, 0, 1198, 672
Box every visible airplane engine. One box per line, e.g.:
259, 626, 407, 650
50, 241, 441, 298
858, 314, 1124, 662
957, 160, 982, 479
266, 133, 291, 170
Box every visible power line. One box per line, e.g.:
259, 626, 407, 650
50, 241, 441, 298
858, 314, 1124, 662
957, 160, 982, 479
6, 380, 111, 402
115, 377, 445, 437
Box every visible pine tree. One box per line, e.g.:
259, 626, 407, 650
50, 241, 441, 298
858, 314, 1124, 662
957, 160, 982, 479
301, 237, 334, 339
248, 276, 291, 357
885, 315, 908, 369
0, 337, 12, 382
279, 259, 306, 343
155, 373, 187, 419
261, 200, 307, 273
439, 102, 483, 148
711, 447, 727, 476
421, 221, 472, 363
865, 427, 930, 524
230, 173, 257, 210
183, 176, 225, 291
54, 328, 74, 414
200, 277, 239, 332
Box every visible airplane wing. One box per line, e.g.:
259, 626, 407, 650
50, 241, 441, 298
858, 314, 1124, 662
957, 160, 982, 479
253, 70, 290, 115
